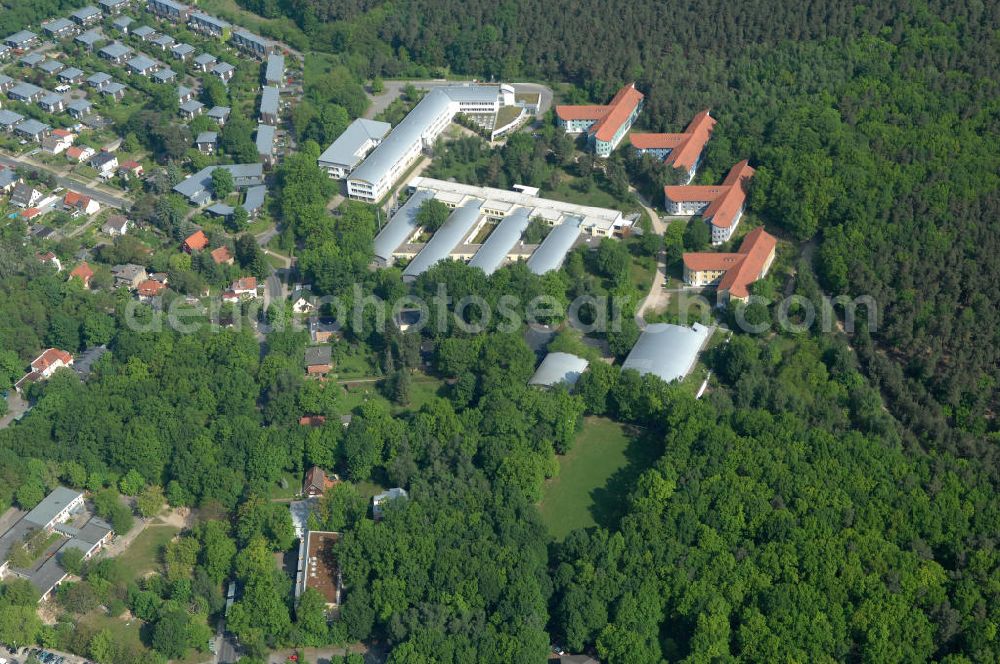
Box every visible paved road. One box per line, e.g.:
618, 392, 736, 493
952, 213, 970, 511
0, 153, 130, 210
364, 80, 553, 120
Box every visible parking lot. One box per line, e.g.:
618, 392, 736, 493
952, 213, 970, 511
2, 647, 92, 664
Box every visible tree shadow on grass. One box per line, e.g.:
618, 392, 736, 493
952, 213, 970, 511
588, 426, 663, 530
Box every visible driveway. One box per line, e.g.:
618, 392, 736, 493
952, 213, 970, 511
0, 392, 29, 429
0, 153, 130, 209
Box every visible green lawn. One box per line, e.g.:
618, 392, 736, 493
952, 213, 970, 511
398, 374, 445, 413
78, 613, 144, 652
114, 525, 179, 580
538, 417, 659, 540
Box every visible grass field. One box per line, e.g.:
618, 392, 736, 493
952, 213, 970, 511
115, 525, 179, 580
78, 613, 144, 652
538, 417, 659, 540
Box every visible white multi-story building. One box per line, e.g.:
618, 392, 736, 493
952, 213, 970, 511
346, 84, 516, 203
317, 118, 391, 180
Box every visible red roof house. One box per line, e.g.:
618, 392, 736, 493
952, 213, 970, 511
210, 246, 233, 265
69, 261, 94, 287
183, 230, 209, 252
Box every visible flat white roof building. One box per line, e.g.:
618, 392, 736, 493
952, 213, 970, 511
371, 178, 628, 273
317, 118, 391, 180
347, 84, 515, 203
409, 177, 628, 237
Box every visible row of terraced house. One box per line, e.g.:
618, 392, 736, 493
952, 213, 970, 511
146, 0, 279, 59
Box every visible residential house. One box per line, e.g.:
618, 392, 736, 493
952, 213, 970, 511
310, 318, 340, 343
555, 82, 645, 157
8, 82, 43, 102
43, 19, 77, 40
118, 160, 143, 180
179, 99, 204, 118
5, 30, 39, 50
303, 345, 332, 376
664, 159, 756, 244
188, 12, 230, 38
290, 289, 314, 314
101, 82, 127, 101
151, 34, 176, 52
131, 26, 155, 41
86, 72, 112, 89
57, 67, 85, 84
98, 42, 132, 65
171, 43, 194, 61
0, 167, 21, 192
182, 229, 208, 252
64, 191, 100, 215
100, 0, 129, 14
11, 183, 43, 208
19, 53, 44, 68
177, 85, 195, 104
38, 92, 65, 114
66, 145, 96, 162
303, 466, 339, 497
231, 29, 273, 58
147, 0, 191, 22
89, 151, 119, 179
151, 68, 176, 84
111, 16, 132, 32
206, 105, 230, 125
14, 119, 51, 142
211, 61, 234, 83
230, 276, 257, 297
0, 109, 23, 132
259, 85, 280, 124
101, 215, 130, 236
111, 263, 147, 289
0, 44, 9, 61
263, 53, 284, 86
75, 29, 104, 49
38, 60, 65, 76
126, 55, 159, 77
136, 278, 165, 301
37, 252, 62, 272
210, 246, 233, 265
66, 99, 92, 120
372, 488, 408, 520
682, 227, 777, 304
69, 262, 94, 287
196, 131, 217, 154
13, 349, 74, 392
0, 74, 14, 93
192, 52, 216, 72
172, 163, 263, 205
70, 6, 103, 26
41, 129, 75, 154
255, 123, 276, 166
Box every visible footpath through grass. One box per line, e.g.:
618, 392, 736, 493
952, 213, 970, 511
539, 416, 659, 540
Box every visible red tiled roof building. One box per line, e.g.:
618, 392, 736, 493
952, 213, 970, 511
630, 109, 716, 183
556, 83, 644, 158
683, 227, 777, 304
664, 159, 755, 244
